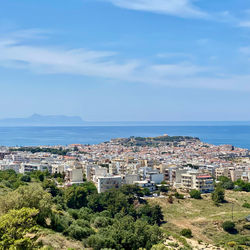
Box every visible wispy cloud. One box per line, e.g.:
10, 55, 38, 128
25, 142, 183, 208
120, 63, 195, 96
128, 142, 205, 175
1, 29, 250, 91
103, 1, 250, 29
238, 21, 250, 28
239, 46, 250, 58
157, 52, 194, 60
104, 0, 209, 18
0, 37, 138, 79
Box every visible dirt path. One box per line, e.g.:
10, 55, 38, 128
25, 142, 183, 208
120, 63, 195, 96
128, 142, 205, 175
170, 218, 212, 243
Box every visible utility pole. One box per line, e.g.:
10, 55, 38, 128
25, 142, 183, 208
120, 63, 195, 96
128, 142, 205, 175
231, 203, 234, 221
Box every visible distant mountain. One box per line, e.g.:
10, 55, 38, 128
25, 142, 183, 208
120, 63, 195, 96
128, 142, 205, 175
0, 114, 84, 126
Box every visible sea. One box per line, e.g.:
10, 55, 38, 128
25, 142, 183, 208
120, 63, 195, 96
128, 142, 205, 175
0, 124, 250, 149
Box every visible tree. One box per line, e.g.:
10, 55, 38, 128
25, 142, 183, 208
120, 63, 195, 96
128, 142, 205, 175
0, 169, 23, 189
137, 204, 164, 225
64, 185, 88, 209
93, 216, 112, 228
159, 185, 168, 193
0, 208, 39, 249
66, 224, 94, 240
120, 184, 143, 197
212, 187, 225, 204
189, 190, 202, 199
81, 182, 98, 195
142, 188, 151, 196
0, 184, 52, 225
50, 213, 72, 232
218, 176, 234, 190
222, 221, 236, 233
86, 234, 117, 250
235, 179, 250, 192
42, 179, 61, 197
20, 175, 31, 182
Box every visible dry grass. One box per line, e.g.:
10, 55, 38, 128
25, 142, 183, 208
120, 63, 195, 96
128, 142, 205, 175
150, 191, 250, 248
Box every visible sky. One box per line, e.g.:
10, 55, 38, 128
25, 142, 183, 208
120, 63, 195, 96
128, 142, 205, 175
0, 0, 250, 121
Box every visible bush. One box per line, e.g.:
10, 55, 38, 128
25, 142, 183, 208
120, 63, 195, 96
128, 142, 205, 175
180, 228, 192, 238
174, 192, 184, 199
66, 224, 94, 240
189, 190, 202, 199
168, 195, 173, 204
242, 203, 250, 209
50, 213, 72, 232
227, 241, 236, 247
86, 234, 117, 250
243, 224, 250, 230
212, 187, 225, 204
93, 216, 111, 228
222, 221, 236, 233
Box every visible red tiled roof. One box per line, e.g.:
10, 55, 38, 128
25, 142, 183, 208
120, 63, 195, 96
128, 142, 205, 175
197, 175, 212, 178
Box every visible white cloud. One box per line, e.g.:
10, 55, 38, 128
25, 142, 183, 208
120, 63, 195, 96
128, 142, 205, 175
1, 30, 250, 91
238, 21, 250, 28
157, 52, 194, 60
103, 1, 250, 28
0, 38, 138, 79
104, 0, 208, 18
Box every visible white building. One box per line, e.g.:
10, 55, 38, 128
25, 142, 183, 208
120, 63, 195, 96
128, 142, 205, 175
125, 174, 140, 185
97, 176, 122, 193
65, 168, 84, 185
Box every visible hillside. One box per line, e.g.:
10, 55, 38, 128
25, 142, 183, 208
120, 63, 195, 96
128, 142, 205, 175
111, 135, 200, 147
150, 191, 250, 249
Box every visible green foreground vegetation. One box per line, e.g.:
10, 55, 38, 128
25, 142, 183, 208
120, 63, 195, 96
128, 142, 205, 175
0, 169, 249, 249
0, 170, 163, 250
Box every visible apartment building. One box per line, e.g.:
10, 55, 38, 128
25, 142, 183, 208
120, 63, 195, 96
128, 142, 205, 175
181, 172, 214, 193
65, 168, 84, 185
97, 176, 122, 193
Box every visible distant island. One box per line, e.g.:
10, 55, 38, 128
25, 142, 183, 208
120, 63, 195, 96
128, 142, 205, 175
0, 114, 84, 126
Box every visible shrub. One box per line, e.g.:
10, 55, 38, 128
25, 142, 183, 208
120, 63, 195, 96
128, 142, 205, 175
243, 224, 250, 230
66, 224, 94, 240
180, 228, 192, 238
93, 216, 111, 228
168, 242, 179, 247
189, 190, 202, 199
168, 195, 173, 204
236, 236, 250, 246
212, 187, 225, 204
222, 221, 236, 233
242, 203, 250, 209
74, 219, 90, 228
174, 192, 184, 199
50, 213, 72, 232
227, 241, 236, 247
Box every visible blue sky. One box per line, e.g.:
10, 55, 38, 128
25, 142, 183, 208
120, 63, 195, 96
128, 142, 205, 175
0, 0, 250, 121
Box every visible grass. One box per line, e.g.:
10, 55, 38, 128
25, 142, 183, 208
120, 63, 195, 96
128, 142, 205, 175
151, 191, 250, 248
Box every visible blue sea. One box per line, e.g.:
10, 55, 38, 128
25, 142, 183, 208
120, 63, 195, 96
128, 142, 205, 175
0, 125, 250, 149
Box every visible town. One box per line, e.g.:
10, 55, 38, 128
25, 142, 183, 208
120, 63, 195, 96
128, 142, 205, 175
1, 134, 249, 194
